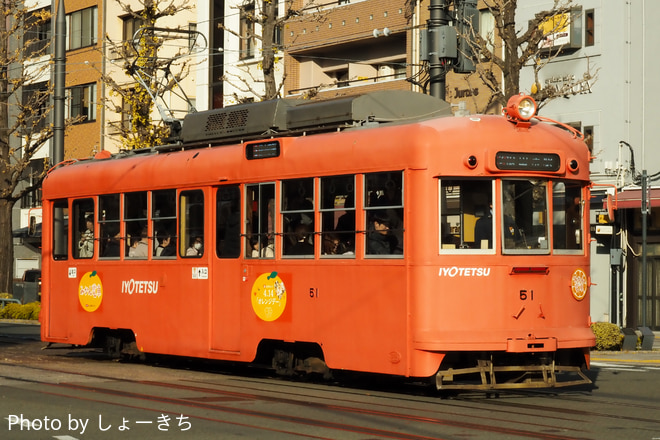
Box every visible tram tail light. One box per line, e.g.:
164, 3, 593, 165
504, 94, 537, 122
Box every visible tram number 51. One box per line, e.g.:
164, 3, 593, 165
309, 287, 319, 298
519, 290, 534, 301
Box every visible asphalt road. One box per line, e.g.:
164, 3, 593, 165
2, 321, 660, 440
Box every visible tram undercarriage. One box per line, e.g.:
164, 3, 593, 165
435, 350, 592, 390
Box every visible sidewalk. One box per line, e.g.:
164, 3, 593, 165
591, 350, 660, 365
1, 320, 659, 363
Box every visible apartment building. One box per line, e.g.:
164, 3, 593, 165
13, 0, 197, 276
102, 0, 198, 151
13, 0, 104, 278
283, 0, 420, 100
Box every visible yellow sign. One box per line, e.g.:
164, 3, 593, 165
251, 272, 287, 321
571, 268, 588, 301
79, 271, 103, 312
539, 12, 570, 48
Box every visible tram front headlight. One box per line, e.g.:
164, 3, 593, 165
505, 94, 537, 122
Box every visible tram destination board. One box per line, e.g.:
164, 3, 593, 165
246, 140, 280, 160
495, 151, 560, 171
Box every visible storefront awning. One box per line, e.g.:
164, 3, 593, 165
612, 188, 660, 209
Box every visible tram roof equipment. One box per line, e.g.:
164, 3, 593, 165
179, 91, 453, 147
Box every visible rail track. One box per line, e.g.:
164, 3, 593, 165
2, 341, 660, 439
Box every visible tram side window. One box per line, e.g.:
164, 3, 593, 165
282, 178, 314, 257
365, 171, 403, 256
73, 199, 95, 259
320, 175, 355, 256
153, 189, 177, 258
99, 194, 121, 258
552, 181, 583, 251
180, 190, 205, 257
246, 183, 275, 258
125, 192, 148, 258
52, 200, 69, 260
440, 180, 493, 250
502, 180, 549, 252
216, 185, 241, 258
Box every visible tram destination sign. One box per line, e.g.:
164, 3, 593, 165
246, 140, 280, 160
495, 151, 560, 171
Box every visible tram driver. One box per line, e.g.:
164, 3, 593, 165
474, 204, 492, 249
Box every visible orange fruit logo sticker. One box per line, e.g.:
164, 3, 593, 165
251, 272, 286, 321
571, 268, 588, 301
79, 271, 103, 312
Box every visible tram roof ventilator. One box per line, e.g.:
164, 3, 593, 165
175, 91, 452, 150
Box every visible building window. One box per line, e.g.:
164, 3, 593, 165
67, 83, 97, 122
25, 7, 51, 57
239, 2, 255, 59
68, 7, 98, 50
585, 9, 595, 47
120, 90, 133, 132
479, 10, 496, 55
188, 23, 198, 51
20, 160, 44, 209
21, 82, 49, 131
122, 14, 145, 55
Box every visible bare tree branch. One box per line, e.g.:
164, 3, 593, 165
457, 0, 597, 112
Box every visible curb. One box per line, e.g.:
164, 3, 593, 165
0, 319, 40, 325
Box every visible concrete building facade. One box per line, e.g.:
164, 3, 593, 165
516, 0, 660, 330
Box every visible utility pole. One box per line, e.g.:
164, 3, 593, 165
53, 0, 65, 165
427, 0, 452, 99
52, 0, 66, 256
424, 0, 478, 100
641, 170, 648, 327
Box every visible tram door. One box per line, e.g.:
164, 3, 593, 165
46, 199, 72, 340
210, 185, 243, 352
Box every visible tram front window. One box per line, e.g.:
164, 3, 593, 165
440, 180, 494, 250
552, 181, 583, 252
502, 180, 549, 253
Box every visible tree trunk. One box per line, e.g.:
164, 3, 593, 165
500, 0, 521, 103
0, 199, 15, 294
0, 2, 14, 294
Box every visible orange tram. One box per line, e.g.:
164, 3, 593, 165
41, 91, 595, 390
